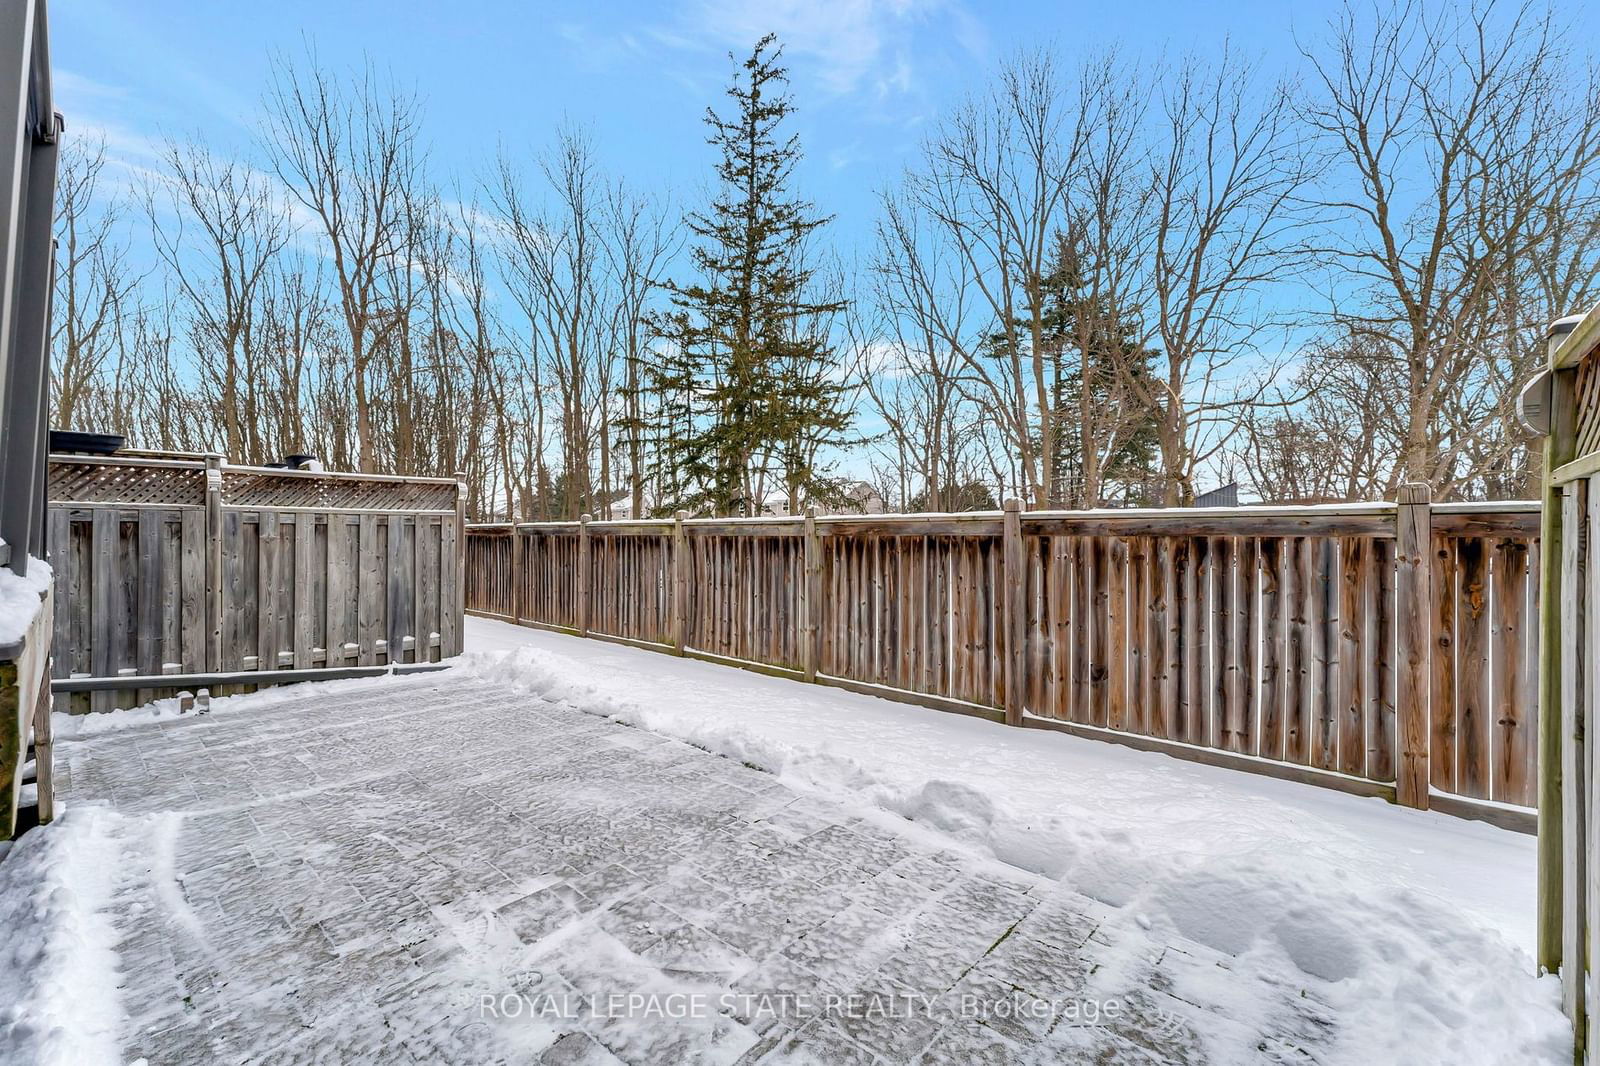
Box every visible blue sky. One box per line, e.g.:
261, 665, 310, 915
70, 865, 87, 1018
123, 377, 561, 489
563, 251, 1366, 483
56, 0, 1595, 495
53, 0, 1377, 260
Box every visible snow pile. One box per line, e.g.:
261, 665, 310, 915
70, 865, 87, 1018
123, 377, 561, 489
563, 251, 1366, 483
458, 618, 1569, 1066
0, 805, 126, 1066
0, 554, 52, 647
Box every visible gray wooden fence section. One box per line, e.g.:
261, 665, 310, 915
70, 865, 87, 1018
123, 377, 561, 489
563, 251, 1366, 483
47, 453, 466, 712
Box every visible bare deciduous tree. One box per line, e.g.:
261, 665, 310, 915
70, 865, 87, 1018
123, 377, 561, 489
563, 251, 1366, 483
1302, 0, 1600, 496
265, 51, 422, 472
492, 129, 611, 517
604, 183, 680, 518
1122, 49, 1312, 505
148, 137, 292, 462
51, 139, 136, 432
901, 49, 1092, 507
869, 192, 982, 510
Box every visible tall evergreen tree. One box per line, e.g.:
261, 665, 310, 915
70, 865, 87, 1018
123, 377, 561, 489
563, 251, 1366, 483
968, 231, 1160, 507
1038, 231, 1161, 506
645, 34, 852, 516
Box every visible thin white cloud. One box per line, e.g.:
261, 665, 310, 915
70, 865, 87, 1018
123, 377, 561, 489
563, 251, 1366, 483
831, 337, 916, 383
666, 0, 989, 99
557, 22, 652, 72
59, 117, 169, 210
53, 68, 130, 105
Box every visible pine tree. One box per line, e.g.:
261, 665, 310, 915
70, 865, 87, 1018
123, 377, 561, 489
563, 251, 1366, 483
646, 34, 852, 516
1038, 231, 1161, 506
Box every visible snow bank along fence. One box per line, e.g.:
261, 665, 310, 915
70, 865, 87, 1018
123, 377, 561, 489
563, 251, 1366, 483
45, 452, 467, 712
464, 492, 1541, 827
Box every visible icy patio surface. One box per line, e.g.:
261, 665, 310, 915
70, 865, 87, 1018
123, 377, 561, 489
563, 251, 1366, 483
2, 615, 1568, 1065
43, 674, 1331, 1065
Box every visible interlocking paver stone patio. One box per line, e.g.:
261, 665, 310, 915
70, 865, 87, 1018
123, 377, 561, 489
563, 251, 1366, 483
57, 673, 1329, 1064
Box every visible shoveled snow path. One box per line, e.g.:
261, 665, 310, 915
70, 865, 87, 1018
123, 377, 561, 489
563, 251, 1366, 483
458, 615, 1567, 1066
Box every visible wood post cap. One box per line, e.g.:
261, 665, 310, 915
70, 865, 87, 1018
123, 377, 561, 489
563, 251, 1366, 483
1397, 483, 1431, 505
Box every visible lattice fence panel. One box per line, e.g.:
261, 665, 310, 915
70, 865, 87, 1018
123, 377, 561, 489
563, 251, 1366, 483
1576, 350, 1600, 459
47, 461, 207, 507
221, 471, 457, 512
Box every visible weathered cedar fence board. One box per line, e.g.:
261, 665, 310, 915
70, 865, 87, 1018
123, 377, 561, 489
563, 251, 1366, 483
47, 453, 467, 712
1531, 306, 1600, 1059
464, 493, 1541, 819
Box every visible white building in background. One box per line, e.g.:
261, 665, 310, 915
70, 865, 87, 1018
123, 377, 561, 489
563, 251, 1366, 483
822, 481, 886, 516
745, 481, 889, 518
604, 495, 652, 520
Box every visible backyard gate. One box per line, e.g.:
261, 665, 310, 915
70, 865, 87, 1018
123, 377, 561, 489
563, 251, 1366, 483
47, 451, 467, 712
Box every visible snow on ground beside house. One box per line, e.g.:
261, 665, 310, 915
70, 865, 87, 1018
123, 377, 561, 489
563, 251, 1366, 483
0, 805, 126, 1066
458, 615, 1567, 1066
0, 553, 51, 646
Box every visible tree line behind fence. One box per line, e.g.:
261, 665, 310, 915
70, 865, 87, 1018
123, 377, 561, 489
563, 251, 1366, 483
48, 3, 1600, 521
47, 455, 466, 712
466, 497, 1541, 810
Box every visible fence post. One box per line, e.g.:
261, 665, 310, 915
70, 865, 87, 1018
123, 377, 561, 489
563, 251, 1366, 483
1539, 357, 1581, 974
204, 453, 223, 672
31, 666, 51, 823
577, 513, 592, 637
1560, 481, 1589, 1030
509, 525, 524, 625
803, 505, 820, 682
1002, 498, 1025, 727
453, 473, 467, 656
1395, 482, 1432, 810
672, 510, 688, 655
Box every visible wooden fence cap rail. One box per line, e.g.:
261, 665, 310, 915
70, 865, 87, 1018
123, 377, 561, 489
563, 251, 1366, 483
1024, 513, 1396, 538
820, 515, 1005, 536
687, 519, 807, 536
1550, 301, 1600, 369
465, 499, 1541, 536
1025, 501, 1399, 520
686, 514, 807, 528
587, 519, 677, 531
49, 452, 207, 470
1431, 499, 1541, 514
223, 464, 459, 487
512, 521, 582, 532
815, 509, 1010, 522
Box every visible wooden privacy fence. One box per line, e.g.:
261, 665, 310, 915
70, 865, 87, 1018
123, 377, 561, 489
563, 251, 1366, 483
47, 453, 467, 712
1532, 306, 1600, 1054
465, 491, 1541, 820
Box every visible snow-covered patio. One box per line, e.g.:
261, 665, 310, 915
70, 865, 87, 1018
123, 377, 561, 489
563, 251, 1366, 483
0, 617, 1569, 1065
